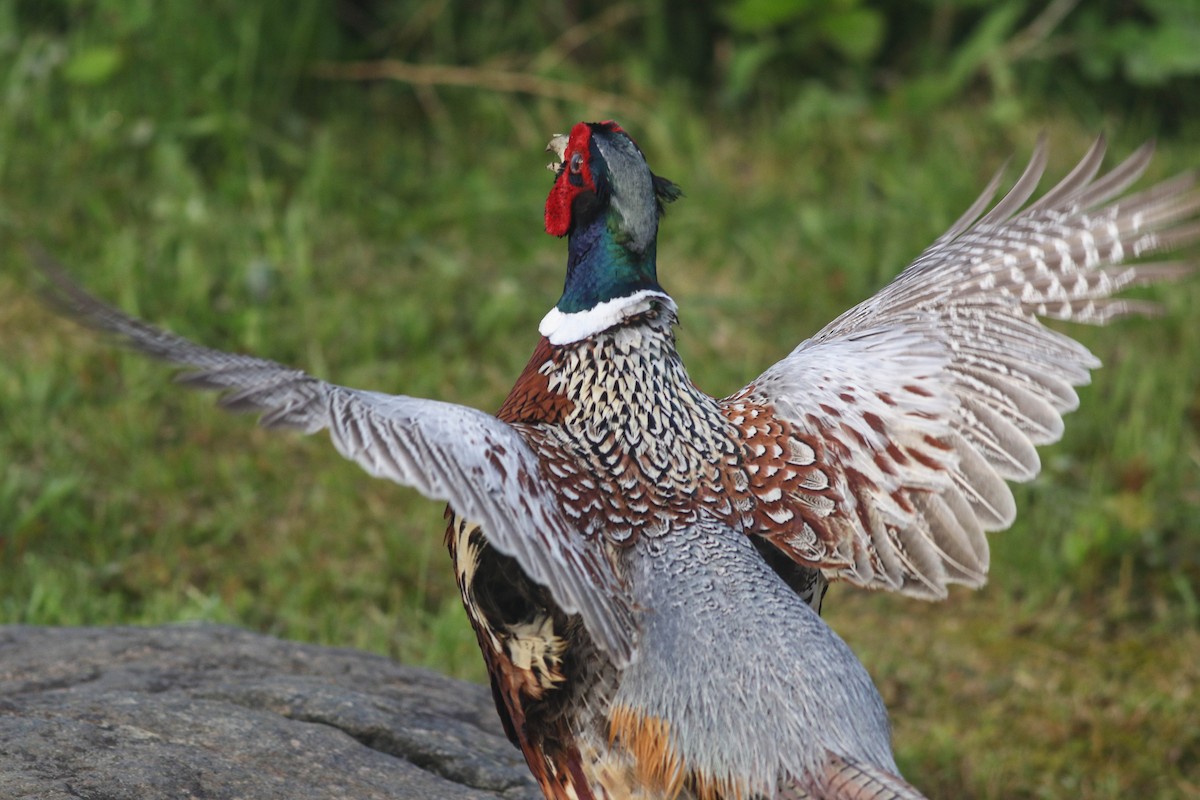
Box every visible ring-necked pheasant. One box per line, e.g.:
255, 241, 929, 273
36, 121, 1198, 799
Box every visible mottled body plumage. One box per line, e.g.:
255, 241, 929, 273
448, 297, 884, 797
36, 121, 1199, 799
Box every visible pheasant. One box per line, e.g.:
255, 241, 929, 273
36, 121, 1198, 799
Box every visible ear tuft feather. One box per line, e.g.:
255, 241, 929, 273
653, 174, 682, 216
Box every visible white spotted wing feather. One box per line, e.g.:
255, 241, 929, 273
738, 138, 1200, 598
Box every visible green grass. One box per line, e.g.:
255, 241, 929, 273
2, 4, 1200, 798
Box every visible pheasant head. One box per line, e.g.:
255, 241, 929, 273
542, 122, 681, 336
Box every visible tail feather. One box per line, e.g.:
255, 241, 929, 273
821, 753, 927, 800
779, 752, 928, 800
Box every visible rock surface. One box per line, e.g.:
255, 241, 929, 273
0, 624, 540, 799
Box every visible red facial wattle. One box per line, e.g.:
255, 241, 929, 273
545, 122, 597, 237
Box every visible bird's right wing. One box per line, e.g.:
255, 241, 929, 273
35, 254, 637, 665
726, 138, 1199, 600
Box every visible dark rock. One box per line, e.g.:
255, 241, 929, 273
0, 624, 541, 799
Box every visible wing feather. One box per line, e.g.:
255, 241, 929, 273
970, 135, 1049, 229
733, 140, 1198, 598
35, 252, 636, 663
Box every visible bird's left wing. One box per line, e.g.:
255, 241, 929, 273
34, 254, 637, 664
725, 138, 1199, 600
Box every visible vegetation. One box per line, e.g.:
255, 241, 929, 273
1, 2, 1198, 797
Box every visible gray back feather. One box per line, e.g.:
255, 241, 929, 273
615, 514, 899, 795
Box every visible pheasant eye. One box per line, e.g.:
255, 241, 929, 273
569, 152, 584, 175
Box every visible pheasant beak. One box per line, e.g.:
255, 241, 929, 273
546, 133, 568, 176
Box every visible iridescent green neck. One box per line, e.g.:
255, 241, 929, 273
557, 211, 662, 314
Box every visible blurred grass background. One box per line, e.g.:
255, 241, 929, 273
2, 1, 1199, 797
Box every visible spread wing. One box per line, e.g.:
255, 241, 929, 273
729, 137, 1200, 599
35, 253, 636, 664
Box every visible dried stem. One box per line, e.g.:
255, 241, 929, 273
312, 59, 644, 120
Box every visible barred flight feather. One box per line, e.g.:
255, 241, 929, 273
738, 137, 1198, 599
32, 251, 637, 665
